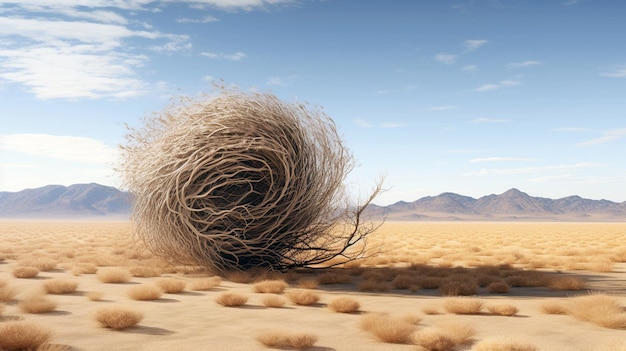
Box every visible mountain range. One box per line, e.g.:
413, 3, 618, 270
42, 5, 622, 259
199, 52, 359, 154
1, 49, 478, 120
0, 183, 625, 221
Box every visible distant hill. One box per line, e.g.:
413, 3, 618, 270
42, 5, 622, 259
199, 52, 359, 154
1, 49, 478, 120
1, 184, 624, 221
0, 183, 131, 219
365, 188, 626, 221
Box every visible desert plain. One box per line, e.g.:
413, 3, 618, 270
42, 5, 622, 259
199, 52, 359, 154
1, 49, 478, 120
0, 221, 625, 351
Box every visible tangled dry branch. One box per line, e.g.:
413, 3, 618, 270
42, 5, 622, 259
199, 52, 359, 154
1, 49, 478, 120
121, 88, 382, 274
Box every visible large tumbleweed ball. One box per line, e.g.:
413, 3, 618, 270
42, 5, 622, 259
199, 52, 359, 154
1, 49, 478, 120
121, 89, 380, 274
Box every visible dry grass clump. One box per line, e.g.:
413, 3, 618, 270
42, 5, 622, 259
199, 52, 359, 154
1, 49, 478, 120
566, 293, 626, 329
547, 276, 586, 290
286, 289, 321, 306
0, 283, 17, 302
439, 280, 478, 296
189, 276, 222, 291
358, 279, 391, 292
540, 301, 568, 315
262, 294, 287, 308
414, 321, 475, 351
297, 278, 320, 289
155, 278, 186, 293
0, 320, 53, 350
127, 284, 163, 301
97, 267, 131, 283
95, 306, 143, 330
20, 257, 58, 271
86, 291, 104, 301
18, 293, 58, 314
216, 292, 248, 307
72, 262, 98, 275
129, 266, 162, 278
317, 272, 352, 285
121, 88, 382, 273
13, 266, 40, 278
253, 279, 289, 294
422, 306, 441, 315
256, 330, 318, 350
486, 303, 519, 316
359, 313, 416, 344
327, 296, 360, 313
471, 339, 538, 351
43, 278, 78, 294
487, 281, 510, 294
443, 298, 483, 315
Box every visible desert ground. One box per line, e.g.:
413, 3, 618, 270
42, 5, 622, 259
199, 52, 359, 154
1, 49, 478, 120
0, 221, 625, 351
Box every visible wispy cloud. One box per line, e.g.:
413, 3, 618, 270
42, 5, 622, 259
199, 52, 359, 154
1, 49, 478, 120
427, 106, 457, 111
464, 162, 602, 176
177, 15, 219, 23
376, 85, 416, 95
469, 157, 537, 163
463, 39, 488, 51
475, 79, 520, 92
507, 60, 541, 69
434, 53, 456, 65
562, 0, 579, 5
266, 74, 298, 86
201, 51, 247, 61
353, 118, 405, 129
462, 65, 478, 72
577, 128, 626, 146
468, 118, 510, 123
0, 134, 118, 164
601, 65, 626, 78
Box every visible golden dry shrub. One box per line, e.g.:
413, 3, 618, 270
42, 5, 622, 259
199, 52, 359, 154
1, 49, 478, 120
86, 291, 104, 301
129, 266, 162, 278
72, 262, 98, 275
566, 293, 626, 329
487, 281, 510, 293
35, 343, 75, 351
256, 330, 318, 350
547, 276, 586, 290
415, 320, 476, 351
97, 267, 131, 283
19, 293, 58, 314
43, 278, 78, 294
443, 298, 483, 315
215, 292, 248, 307
0, 284, 17, 302
253, 279, 289, 294
438, 280, 479, 296
358, 279, 392, 292
0, 321, 53, 350
487, 303, 519, 316
391, 274, 419, 290
189, 276, 222, 291
13, 266, 40, 278
0, 303, 5, 315
95, 306, 143, 330
327, 296, 360, 313
286, 289, 320, 306
155, 278, 186, 293
19, 258, 57, 272
120, 88, 382, 274
127, 284, 163, 301
359, 313, 416, 344
317, 272, 352, 285
297, 278, 320, 289
471, 339, 538, 351
262, 294, 287, 308
540, 301, 568, 315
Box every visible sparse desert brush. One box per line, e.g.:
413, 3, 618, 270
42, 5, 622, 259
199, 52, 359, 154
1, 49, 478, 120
359, 313, 416, 344
18, 293, 58, 314
391, 274, 419, 290
36, 343, 75, 351
567, 293, 626, 329
487, 303, 519, 316
0, 284, 18, 302
0, 320, 53, 350
327, 296, 360, 313
547, 276, 586, 290
97, 267, 131, 283
504, 273, 547, 288
262, 294, 287, 308
422, 306, 441, 315
20, 257, 58, 271
256, 330, 318, 350
216, 292, 248, 307
586, 261, 615, 273
401, 313, 422, 325
224, 270, 254, 284
129, 265, 162, 278
86, 291, 104, 301
414, 319, 477, 349
189, 276, 222, 291
72, 262, 98, 275
416, 277, 443, 289
317, 272, 352, 285
287, 289, 320, 306
540, 301, 568, 315
13, 266, 40, 278
487, 281, 510, 293
43, 278, 78, 294
297, 278, 319, 289
358, 279, 391, 292
443, 297, 483, 315
471, 339, 538, 351
95, 306, 143, 330
439, 280, 478, 296
155, 278, 186, 293
128, 284, 163, 301
253, 279, 289, 294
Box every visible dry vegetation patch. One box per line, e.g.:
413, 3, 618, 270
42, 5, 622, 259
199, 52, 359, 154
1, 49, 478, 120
19, 293, 58, 314
262, 294, 287, 308
547, 276, 586, 290
327, 296, 360, 313
43, 278, 79, 294
155, 278, 186, 293
0, 321, 53, 350
471, 339, 538, 351
287, 289, 321, 306
13, 266, 40, 278
215, 292, 248, 307
95, 306, 143, 330
0, 284, 17, 302
443, 298, 483, 315
566, 294, 626, 329
253, 279, 289, 294
486, 303, 519, 316
127, 284, 163, 301
86, 291, 104, 301
189, 276, 222, 291
359, 313, 416, 344
97, 267, 131, 283
256, 330, 318, 350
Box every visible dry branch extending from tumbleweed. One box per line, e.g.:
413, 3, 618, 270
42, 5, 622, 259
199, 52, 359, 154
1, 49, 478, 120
121, 87, 383, 274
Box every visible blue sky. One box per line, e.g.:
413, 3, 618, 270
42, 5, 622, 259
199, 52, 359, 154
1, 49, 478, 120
0, 0, 625, 205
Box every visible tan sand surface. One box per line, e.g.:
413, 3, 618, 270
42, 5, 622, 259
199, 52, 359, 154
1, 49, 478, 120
1, 221, 625, 350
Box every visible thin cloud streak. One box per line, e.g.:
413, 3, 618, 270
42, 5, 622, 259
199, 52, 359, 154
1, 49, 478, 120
475, 79, 520, 92
434, 53, 456, 65
577, 128, 626, 146
463, 39, 488, 51
507, 60, 541, 68
0, 134, 118, 164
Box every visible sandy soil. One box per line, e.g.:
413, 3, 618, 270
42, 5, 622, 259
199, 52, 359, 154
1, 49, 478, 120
1, 221, 625, 351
